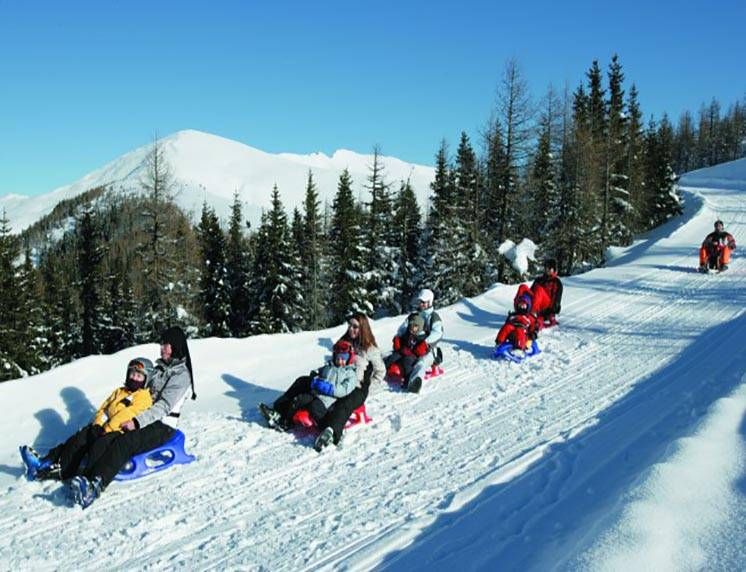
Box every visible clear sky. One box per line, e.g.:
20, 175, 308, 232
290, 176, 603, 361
1, 0, 744, 197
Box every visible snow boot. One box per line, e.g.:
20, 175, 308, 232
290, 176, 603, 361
69, 475, 103, 510
407, 376, 423, 394
19, 445, 53, 481
314, 427, 334, 452
721, 264, 729, 271
259, 403, 288, 432
698, 264, 708, 273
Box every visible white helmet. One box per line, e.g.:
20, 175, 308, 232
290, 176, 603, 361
417, 288, 434, 305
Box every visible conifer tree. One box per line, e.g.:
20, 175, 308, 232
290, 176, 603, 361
625, 84, 645, 233
300, 171, 326, 330
77, 208, 106, 356
197, 202, 231, 336
328, 170, 372, 323
139, 134, 179, 340
226, 191, 252, 337
392, 179, 423, 312
364, 147, 398, 315
493, 59, 534, 280
0, 210, 25, 381
251, 185, 305, 333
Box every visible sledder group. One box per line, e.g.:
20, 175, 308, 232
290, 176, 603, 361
19, 220, 734, 509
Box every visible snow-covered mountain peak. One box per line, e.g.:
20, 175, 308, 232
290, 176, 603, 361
0, 130, 435, 232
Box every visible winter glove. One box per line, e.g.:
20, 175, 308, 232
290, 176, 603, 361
413, 340, 429, 357
310, 377, 335, 397
393, 336, 402, 352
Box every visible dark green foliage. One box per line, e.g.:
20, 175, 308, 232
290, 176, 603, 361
77, 209, 106, 356
197, 202, 231, 337
226, 192, 253, 337
299, 171, 326, 329
392, 179, 422, 312
328, 169, 372, 323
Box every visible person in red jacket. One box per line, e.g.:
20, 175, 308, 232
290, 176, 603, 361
495, 294, 538, 351
699, 220, 736, 272
386, 313, 429, 381
531, 258, 563, 327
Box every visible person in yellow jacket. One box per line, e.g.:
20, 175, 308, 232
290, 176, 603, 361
20, 358, 154, 481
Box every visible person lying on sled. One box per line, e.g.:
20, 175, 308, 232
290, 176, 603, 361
699, 219, 736, 272
20, 358, 154, 482
259, 340, 358, 431
495, 294, 539, 351
386, 313, 429, 382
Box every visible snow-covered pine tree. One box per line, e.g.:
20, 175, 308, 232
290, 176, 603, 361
100, 255, 137, 353
226, 191, 253, 337
299, 171, 327, 329
625, 84, 645, 234
364, 147, 399, 316
423, 140, 467, 305
251, 185, 305, 333
77, 208, 106, 356
603, 54, 633, 249
38, 249, 80, 365
392, 179, 423, 312
643, 117, 682, 228
197, 202, 231, 337
0, 210, 26, 381
673, 110, 696, 175
530, 86, 562, 242
453, 132, 490, 295
328, 169, 373, 323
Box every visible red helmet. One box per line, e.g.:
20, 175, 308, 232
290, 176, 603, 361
332, 340, 355, 365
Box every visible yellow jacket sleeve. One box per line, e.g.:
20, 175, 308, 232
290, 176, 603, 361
103, 389, 154, 433
93, 390, 118, 427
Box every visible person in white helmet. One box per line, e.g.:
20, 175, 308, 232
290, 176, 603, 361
386, 288, 443, 393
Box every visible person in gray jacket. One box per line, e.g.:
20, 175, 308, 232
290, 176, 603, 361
69, 326, 195, 509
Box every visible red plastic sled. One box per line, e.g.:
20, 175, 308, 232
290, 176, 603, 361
292, 404, 372, 430
386, 363, 445, 385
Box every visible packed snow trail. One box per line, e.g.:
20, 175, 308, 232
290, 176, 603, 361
0, 159, 744, 570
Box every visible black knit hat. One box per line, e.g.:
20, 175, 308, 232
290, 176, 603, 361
161, 326, 196, 400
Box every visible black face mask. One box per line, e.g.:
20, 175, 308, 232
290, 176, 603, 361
125, 377, 145, 391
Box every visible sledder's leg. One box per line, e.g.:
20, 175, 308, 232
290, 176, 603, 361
273, 376, 313, 421
319, 386, 367, 445
408, 352, 435, 387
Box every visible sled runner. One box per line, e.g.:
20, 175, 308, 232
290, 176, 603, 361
493, 340, 541, 363
114, 429, 195, 481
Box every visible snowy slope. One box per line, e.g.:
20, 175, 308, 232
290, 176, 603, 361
0, 130, 435, 233
0, 161, 744, 570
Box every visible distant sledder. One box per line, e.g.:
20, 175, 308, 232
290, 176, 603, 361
699, 220, 736, 273
385, 288, 444, 393
531, 258, 563, 328
494, 287, 541, 362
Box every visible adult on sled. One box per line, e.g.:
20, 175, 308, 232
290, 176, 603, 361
317, 312, 384, 450
258, 340, 359, 433
699, 220, 736, 272
69, 326, 195, 509
531, 258, 563, 327
20, 358, 154, 482
387, 288, 443, 394
259, 312, 384, 452
495, 293, 539, 352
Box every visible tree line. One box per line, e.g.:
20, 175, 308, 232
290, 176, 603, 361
1, 56, 743, 381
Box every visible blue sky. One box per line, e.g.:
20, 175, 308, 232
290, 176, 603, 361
1, 0, 744, 197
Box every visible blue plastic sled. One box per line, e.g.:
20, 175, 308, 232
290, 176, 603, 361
493, 340, 541, 363
115, 429, 195, 481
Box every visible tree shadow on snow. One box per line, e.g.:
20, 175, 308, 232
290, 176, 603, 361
456, 299, 505, 330
316, 337, 335, 353
32, 387, 96, 450
221, 373, 282, 424
442, 338, 495, 361
377, 314, 746, 571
